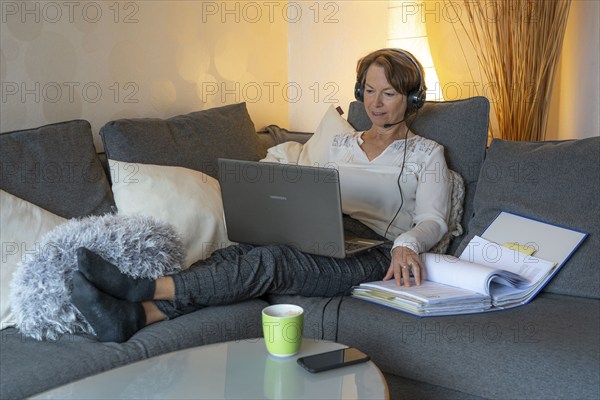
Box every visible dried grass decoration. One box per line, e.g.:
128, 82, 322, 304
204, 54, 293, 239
454, 0, 571, 141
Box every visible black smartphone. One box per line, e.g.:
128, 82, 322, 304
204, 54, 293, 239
297, 347, 370, 373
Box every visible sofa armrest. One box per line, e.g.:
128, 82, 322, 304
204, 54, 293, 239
257, 125, 313, 153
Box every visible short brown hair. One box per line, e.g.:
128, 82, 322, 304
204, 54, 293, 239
356, 49, 426, 96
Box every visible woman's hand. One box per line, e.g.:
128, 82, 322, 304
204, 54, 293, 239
384, 246, 424, 287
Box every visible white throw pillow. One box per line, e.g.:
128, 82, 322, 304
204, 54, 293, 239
1, 190, 66, 329
297, 105, 356, 167
261, 141, 304, 164
109, 160, 232, 268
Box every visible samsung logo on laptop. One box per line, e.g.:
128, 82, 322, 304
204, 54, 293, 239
270, 195, 287, 201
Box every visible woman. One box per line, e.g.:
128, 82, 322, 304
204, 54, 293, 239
72, 49, 451, 342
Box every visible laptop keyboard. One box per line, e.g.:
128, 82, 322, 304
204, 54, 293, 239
344, 241, 368, 252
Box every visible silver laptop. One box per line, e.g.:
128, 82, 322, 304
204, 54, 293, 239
218, 159, 383, 258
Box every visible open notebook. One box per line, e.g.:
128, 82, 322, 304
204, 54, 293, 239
353, 211, 588, 316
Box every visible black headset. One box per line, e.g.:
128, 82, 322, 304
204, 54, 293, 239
354, 48, 426, 113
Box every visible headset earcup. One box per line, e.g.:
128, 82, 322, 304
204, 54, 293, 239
354, 80, 364, 102
407, 89, 426, 112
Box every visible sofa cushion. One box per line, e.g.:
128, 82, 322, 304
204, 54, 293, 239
100, 103, 262, 179
338, 295, 600, 400
266, 294, 344, 341
0, 190, 66, 330
298, 105, 355, 166
109, 160, 233, 267
260, 106, 355, 166
0, 120, 115, 218
429, 169, 465, 254
348, 97, 490, 254
457, 137, 599, 299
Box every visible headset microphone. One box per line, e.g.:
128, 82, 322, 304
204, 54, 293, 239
383, 118, 405, 129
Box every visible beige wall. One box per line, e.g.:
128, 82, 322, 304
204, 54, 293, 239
287, 1, 388, 132
0, 0, 389, 146
0, 1, 290, 149
3, 1, 595, 143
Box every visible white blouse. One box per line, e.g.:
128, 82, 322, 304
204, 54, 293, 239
262, 130, 452, 254
325, 131, 451, 254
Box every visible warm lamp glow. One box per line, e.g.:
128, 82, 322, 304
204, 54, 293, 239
388, 1, 443, 101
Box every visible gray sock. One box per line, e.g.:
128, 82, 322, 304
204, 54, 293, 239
76, 247, 155, 302
71, 271, 146, 343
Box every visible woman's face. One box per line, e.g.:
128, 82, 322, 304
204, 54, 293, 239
363, 64, 408, 129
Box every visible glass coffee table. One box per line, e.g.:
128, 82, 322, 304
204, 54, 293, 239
34, 338, 389, 399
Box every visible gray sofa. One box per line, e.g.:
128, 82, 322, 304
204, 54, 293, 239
1, 98, 598, 399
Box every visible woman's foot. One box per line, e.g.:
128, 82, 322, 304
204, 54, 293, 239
76, 247, 155, 302
71, 271, 146, 342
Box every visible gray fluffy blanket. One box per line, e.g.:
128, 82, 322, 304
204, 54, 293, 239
10, 214, 185, 340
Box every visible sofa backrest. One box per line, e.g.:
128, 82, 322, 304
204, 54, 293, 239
0, 120, 115, 219
100, 103, 263, 180
456, 137, 600, 299
347, 97, 490, 254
